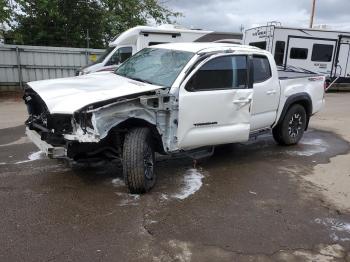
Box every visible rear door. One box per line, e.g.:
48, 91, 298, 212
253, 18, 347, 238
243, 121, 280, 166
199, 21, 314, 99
177, 54, 253, 150
250, 55, 280, 130
286, 37, 336, 75
335, 36, 350, 77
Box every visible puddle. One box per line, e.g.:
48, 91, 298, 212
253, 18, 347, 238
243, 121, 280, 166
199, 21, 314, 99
173, 168, 205, 200
15, 151, 45, 164
315, 218, 350, 242
287, 138, 328, 157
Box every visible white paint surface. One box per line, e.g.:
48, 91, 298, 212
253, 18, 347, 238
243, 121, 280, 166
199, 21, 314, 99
173, 169, 204, 200
28, 72, 163, 114
15, 151, 45, 164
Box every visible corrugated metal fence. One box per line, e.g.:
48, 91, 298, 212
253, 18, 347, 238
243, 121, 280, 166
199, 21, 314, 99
0, 44, 104, 91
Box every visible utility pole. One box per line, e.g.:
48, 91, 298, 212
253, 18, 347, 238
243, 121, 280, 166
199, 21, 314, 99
86, 29, 90, 49
309, 0, 316, 28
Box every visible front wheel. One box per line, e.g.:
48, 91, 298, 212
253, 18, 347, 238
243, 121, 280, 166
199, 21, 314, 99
272, 104, 307, 145
122, 128, 156, 194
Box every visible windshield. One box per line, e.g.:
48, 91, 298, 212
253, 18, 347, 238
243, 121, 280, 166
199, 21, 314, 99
115, 48, 194, 87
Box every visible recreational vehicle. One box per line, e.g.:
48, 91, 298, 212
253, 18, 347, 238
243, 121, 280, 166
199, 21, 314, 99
77, 24, 242, 75
244, 24, 350, 83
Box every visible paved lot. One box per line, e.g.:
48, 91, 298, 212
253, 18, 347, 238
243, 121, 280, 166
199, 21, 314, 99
0, 93, 350, 261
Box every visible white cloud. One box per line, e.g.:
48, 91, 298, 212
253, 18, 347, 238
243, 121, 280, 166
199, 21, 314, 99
167, 0, 350, 32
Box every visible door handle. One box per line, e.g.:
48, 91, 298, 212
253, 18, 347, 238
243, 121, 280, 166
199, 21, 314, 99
266, 90, 277, 95
233, 98, 251, 104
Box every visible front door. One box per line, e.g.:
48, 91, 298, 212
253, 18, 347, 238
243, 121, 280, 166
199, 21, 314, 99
177, 55, 253, 150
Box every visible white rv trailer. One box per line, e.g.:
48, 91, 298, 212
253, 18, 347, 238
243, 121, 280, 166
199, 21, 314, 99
244, 24, 350, 83
78, 24, 242, 75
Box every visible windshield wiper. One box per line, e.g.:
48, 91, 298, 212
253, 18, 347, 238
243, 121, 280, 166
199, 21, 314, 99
128, 77, 154, 85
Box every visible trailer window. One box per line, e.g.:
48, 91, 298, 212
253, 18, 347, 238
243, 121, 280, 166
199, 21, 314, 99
290, 48, 308, 60
249, 41, 267, 50
274, 41, 285, 66
186, 55, 248, 91
253, 55, 272, 83
311, 44, 333, 62
148, 42, 168, 46
106, 46, 133, 66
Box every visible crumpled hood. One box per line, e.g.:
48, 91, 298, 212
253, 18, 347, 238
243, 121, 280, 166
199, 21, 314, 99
27, 72, 164, 114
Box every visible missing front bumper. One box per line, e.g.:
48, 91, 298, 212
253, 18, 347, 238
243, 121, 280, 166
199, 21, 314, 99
25, 127, 67, 159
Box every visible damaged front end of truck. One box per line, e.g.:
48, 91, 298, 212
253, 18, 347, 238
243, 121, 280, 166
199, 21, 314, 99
24, 86, 179, 162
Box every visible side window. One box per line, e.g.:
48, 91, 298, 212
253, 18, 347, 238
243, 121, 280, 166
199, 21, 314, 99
311, 44, 333, 62
119, 46, 133, 63
253, 55, 272, 83
290, 48, 308, 60
249, 41, 267, 50
106, 47, 132, 66
274, 41, 285, 66
148, 42, 168, 46
186, 55, 248, 91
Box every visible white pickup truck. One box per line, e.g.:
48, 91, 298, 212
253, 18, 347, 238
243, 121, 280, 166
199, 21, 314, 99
24, 43, 325, 193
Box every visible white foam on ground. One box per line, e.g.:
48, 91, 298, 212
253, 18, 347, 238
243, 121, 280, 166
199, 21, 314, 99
0, 162, 6, 165
315, 218, 350, 242
15, 151, 45, 164
111, 178, 125, 187
118, 194, 140, 206
287, 138, 327, 156
173, 168, 204, 200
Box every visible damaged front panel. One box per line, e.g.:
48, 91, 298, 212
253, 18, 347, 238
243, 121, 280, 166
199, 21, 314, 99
67, 89, 180, 153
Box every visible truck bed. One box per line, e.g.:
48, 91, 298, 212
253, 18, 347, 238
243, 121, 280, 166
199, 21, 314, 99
277, 66, 322, 80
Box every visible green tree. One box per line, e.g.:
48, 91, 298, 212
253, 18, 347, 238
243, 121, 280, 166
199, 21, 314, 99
101, 0, 181, 43
12, 0, 105, 47
9, 0, 180, 48
0, 0, 12, 25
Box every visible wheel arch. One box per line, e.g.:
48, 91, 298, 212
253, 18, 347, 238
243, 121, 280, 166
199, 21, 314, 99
107, 118, 165, 154
276, 93, 313, 130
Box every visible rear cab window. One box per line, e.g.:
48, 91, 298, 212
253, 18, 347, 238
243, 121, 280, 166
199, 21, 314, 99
252, 55, 272, 83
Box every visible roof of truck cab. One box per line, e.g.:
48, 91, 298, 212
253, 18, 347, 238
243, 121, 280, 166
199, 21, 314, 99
151, 42, 265, 54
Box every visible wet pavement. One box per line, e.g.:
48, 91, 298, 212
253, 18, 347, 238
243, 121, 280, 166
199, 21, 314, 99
1, 94, 350, 261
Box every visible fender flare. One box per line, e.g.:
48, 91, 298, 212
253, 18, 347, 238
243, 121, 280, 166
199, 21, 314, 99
275, 92, 313, 130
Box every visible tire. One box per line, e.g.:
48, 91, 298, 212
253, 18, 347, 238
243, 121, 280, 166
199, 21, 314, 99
272, 104, 307, 146
122, 128, 156, 194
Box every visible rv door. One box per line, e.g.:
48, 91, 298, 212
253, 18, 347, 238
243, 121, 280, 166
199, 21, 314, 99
286, 37, 336, 76
335, 36, 350, 78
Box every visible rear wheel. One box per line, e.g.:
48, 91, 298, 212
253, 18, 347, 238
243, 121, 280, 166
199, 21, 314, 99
122, 128, 156, 194
272, 104, 307, 145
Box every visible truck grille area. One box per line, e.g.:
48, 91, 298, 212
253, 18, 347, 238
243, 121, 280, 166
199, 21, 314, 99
24, 88, 72, 146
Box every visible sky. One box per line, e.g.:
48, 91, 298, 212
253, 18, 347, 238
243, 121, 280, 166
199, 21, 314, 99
166, 0, 350, 32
